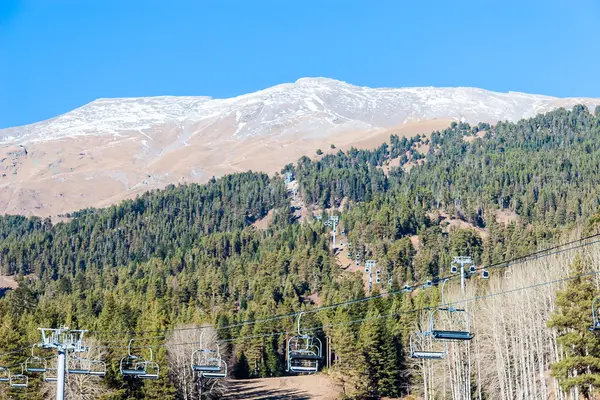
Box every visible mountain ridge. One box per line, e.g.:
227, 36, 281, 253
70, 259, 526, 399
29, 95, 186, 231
2, 78, 599, 144
1, 78, 599, 217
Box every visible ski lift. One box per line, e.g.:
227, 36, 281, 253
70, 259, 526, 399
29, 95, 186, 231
120, 339, 149, 376
590, 298, 600, 331
0, 367, 9, 382
25, 345, 46, 373
191, 349, 227, 378
287, 312, 322, 374
89, 360, 107, 377
138, 361, 160, 380
68, 356, 91, 375
44, 359, 58, 383
429, 307, 474, 341
409, 332, 446, 360
9, 365, 28, 388
191, 333, 227, 379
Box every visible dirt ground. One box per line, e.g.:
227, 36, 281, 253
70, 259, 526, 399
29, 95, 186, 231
222, 375, 341, 400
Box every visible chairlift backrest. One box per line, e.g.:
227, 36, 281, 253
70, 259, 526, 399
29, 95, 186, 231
409, 331, 446, 360
9, 365, 28, 388
429, 307, 474, 341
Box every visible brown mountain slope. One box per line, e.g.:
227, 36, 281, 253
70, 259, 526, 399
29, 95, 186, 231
0, 119, 451, 217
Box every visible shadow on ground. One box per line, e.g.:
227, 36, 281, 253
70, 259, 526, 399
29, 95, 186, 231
223, 380, 312, 400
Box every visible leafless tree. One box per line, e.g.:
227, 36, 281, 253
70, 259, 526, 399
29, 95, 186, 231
166, 324, 228, 399
42, 339, 113, 400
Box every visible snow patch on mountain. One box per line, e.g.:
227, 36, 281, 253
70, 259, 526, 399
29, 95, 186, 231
2, 78, 599, 145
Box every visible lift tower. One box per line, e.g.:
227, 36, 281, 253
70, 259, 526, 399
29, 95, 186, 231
38, 327, 87, 400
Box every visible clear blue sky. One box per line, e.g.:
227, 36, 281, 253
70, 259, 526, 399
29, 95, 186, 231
1, 0, 599, 129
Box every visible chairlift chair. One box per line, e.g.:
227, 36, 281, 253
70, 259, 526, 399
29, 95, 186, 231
590, 298, 600, 331
409, 332, 446, 360
25, 345, 46, 373
287, 312, 323, 374
120, 339, 150, 376
89, 360, 107, 377
429, 307, 474, 341
44, 366, 58, 383
376, 277, 381, 284
68, 356, 91, 375
0, 366, 9, 382
191, 350, 227, 378
403, 284, 412, 292
9, 365, 28, 388
469, 265, 477, 274
450, 264, 458, 274
481, 269, 490, 279
138, 361, 160, 379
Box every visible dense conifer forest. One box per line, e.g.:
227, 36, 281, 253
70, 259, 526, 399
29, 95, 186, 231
2, 105, 600, 399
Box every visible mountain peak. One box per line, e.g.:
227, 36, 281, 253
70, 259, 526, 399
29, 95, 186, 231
2, 79, 600, 145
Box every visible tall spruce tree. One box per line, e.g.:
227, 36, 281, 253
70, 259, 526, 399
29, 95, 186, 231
548, 255, 600, 399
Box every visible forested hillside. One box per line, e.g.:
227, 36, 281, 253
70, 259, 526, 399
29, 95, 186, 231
1, 106, 600, 399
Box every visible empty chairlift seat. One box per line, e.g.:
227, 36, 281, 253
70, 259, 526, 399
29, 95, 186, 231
9, 365, 28, 389
190, 331, 227, 379
25, 345, 47, 373
429, 307, 474, 341
120, 355, 148, 376
191, 348, 227, 379
287, 312, 323, 374
409, 331, 446, 360
68, 356, 92, 375
120, 339, 158, 378
89, 360, 107, 377
138, 361, 160, 380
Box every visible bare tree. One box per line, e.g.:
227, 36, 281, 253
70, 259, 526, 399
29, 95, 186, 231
412, 236, 600, 400
42, 339, 113, 400
166, 324, 228, 400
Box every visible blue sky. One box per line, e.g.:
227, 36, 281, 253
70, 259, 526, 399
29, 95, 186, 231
1, 0, 599, 128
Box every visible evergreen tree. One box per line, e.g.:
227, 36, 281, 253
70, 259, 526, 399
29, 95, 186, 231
548, 256, 600, 399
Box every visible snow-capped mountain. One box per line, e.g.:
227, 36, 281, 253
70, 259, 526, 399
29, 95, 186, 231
1, 78, 599, 217
2, 77, 599, 144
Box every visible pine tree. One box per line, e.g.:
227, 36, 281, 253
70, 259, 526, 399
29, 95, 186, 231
547, 255, 600, 399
